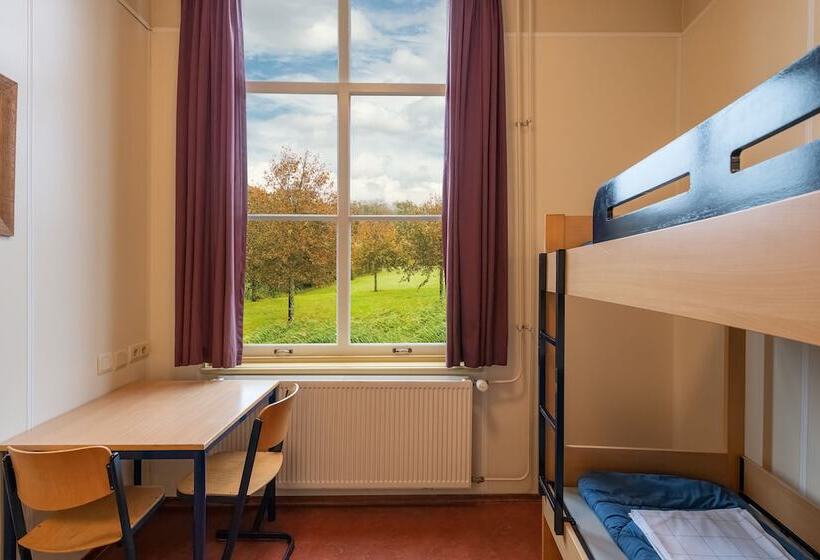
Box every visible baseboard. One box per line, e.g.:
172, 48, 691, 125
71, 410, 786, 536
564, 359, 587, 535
164, 493, 539, 509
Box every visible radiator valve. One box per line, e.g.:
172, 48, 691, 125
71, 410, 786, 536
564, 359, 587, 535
475, 379, 489, 392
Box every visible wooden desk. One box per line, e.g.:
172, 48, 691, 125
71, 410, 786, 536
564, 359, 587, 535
1, 379, 278, 560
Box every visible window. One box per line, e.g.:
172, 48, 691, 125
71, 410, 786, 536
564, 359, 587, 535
243, 0, 447, 358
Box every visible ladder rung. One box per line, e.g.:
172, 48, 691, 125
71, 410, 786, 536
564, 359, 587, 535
539, 477, 576, 530
539, 330, 557, 346
539, 405, 557, 430
538, 475, 550, 498
540, 477, 563, 513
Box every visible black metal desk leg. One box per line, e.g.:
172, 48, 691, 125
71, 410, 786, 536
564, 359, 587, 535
3, 474, 15, 560
193, 452, 207, 560
133, 459, 142, 486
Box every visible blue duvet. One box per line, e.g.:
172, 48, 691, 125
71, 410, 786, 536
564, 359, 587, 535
577, 472, 805, 560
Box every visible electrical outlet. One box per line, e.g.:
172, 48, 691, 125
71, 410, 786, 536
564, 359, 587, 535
128, 342, 151, 362
114, 349, 129, 370
97, 353, 113, 375
128, 344, 142, 363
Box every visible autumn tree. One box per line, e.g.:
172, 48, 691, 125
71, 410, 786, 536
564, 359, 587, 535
350, 197, 443, 295
246, 148, 336, 322
395, 197, 444, 300
351, 204, 401, 292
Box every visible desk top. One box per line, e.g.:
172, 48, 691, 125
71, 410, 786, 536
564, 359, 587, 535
0, 379, 278, 452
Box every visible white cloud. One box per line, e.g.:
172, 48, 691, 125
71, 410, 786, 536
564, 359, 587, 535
244, 0, 447, 83
350, 0, 447, 83
247, 94, 338, 188
243, 0, 338, 57
248, 94, 444, 207
350, 96, 444, 206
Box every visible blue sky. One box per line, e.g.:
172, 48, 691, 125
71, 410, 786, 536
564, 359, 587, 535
243, 0, 447, 208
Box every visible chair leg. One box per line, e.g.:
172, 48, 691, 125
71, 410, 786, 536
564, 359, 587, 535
268, 478, 277, 523
221, 494, 249, 560
122, 534, 138, 560
108, 456, 137, 560
3, 456, 32, 560
252, 482, 274, 531
216, 530, 295, 560
221, 419, 263, 560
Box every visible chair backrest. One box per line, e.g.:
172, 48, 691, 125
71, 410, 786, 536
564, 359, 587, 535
256, 384, 299, 451
8, 446, 114, 511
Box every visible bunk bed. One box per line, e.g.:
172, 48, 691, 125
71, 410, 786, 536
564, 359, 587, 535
537, 46, 820, 560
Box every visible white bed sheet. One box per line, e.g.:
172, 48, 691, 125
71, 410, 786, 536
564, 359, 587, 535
629, 508, 793, 560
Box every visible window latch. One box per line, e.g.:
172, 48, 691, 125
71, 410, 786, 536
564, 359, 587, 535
392, 347, 413, 354
273, 348, 294, 356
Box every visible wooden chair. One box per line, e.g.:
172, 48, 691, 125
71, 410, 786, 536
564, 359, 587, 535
2, 446, 164, 560
177, 383, 299, 560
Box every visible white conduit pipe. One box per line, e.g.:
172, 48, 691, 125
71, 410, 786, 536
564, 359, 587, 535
481, 0, 535, 483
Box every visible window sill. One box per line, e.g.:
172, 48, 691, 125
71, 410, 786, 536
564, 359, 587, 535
204, 360, 478, 377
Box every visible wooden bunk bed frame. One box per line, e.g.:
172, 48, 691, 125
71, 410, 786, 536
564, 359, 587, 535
538, 47, 820, 560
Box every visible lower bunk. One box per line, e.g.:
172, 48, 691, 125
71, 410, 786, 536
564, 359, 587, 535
542, 468, 819, 560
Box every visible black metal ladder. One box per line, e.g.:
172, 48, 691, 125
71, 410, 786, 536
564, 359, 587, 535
537, 250, 567, 534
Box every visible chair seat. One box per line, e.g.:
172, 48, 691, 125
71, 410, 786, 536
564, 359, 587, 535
177, 451, 283, 498
19, 485, 164, 554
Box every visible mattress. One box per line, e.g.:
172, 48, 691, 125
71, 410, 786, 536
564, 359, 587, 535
564, 488, 628, 560
561, 473, 814, 560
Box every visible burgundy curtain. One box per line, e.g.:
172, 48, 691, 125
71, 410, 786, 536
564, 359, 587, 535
444, 0, 508, 368
175, 0, 247, 368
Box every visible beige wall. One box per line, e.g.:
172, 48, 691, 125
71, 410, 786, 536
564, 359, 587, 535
151, 0, 180, 28
29, 0, 150, 423
535, 0, 682, 33
682, 0, 713, 30
0, 0, 151, 554
0, 0, 31, 446
679, 0, 820, 504
671, 320, 726, 452
528, 29, 689, 448
567, 301, 676, 447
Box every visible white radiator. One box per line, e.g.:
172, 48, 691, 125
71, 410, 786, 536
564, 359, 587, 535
214, 379, 474, 490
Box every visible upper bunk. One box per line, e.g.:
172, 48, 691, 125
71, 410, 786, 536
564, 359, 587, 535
544, 46, 820, 346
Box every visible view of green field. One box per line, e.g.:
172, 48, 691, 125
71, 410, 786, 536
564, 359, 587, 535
244, 270, 445, 344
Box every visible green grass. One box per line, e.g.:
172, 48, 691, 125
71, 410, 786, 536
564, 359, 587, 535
244, 270, 445, 344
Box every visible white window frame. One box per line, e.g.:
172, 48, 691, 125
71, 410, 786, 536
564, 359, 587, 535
244, 0, 447, 359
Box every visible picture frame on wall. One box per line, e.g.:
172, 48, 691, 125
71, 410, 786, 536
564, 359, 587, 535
0, 73, 18, 237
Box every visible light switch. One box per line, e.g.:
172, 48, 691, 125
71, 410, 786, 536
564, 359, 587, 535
114, 349, 129, 370
97, 353, 113, 375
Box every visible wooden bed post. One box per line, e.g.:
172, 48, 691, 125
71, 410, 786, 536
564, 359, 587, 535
725, 327, 746, 491
544, 214, 591, 253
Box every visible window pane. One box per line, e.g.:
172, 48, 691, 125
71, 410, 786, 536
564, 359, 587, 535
350, 96, 444, 214
245, 221, 337, 344
247, 94, 337, 214
350, 220, 444, 343
351, 0, 447, 83
243, 0, 338, 82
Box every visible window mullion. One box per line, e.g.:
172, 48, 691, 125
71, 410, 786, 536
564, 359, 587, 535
337, 0, 352, 352
338, 0, 350, 83
337, 86, 352, 351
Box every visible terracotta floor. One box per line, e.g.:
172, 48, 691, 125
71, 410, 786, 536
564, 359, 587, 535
97, 499, 541, 560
